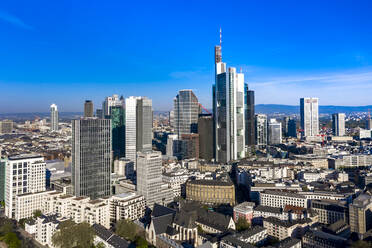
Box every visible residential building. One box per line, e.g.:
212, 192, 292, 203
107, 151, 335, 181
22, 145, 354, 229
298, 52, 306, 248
198, 114, 213, 161
0, 120, 13, 134
263, 217, 312, 241
72, 118, 111, 199
125, 96, 153, 167
268, 119, 282, 145
15, 190, 54, 221
220, 227, 267, 248
136, 151, 172, 208
256, 114, 267, 147
173, 89, 199, 137
84, 100, 94, 117
50, 103, 58, 131
260, 190, 307, 208
300, 97, 319, 137
233, 201, 255, 223
213, 43, 245, 163
5, 154, 46, 219
109, 192, 146, 222
332, 113, 346, 136
245, 84, 255, 147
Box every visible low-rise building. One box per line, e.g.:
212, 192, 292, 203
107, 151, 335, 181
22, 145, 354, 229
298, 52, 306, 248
311, 199, 348, 224
233, 202, 255, 223
263, 217, 312, 241
260, 190, 307, 208
220, 227, 267, 248
109, 192, 146, 223
302, 230, 347, 248
15, 190, 55, 221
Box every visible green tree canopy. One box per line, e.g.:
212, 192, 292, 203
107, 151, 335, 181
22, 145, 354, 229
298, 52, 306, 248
115, 219, 137, 241
135, 236, 148, 248
236, 218, 250, 231
32, 209, 42, 219
52, 220, 94, 248
351, 241, 372, 248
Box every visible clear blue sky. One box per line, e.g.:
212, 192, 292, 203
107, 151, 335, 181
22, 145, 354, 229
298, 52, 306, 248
1, 0, 372, 113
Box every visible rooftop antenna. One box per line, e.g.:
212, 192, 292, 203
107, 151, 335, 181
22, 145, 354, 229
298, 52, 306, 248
219, 28, 222, 47
240, 67, 242, 73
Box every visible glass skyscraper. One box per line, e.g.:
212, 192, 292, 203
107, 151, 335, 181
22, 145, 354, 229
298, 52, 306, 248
173, 90, 199, 137
50, 103, 59, 131
111, 106, 125, 159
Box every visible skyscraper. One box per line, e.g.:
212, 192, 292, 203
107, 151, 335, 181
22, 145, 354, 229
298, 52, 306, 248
268, 119, 282, 145
84, 100, 94, 117
111, 106, 125, 159
125, 97, 153, 166
198, 114, 213, 161
245, 84, 255, 147
102, 94, 124, 118
72, 118, 111, 199
300, 98, 319, 137
287, 118, 297, 138
173, 90, 199, 137
50, 104, 58, 131
332, 113, 346, 136
213, 41, 245, 163
255, 114, 267, 147
136, 151, 172, 208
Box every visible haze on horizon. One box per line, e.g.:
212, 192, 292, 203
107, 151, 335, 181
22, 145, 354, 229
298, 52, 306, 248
0, 0, 372, 113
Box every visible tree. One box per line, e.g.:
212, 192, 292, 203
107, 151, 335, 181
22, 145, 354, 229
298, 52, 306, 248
236, 218, 250, 231
94, 242, 106, 248
115, 219, 137, 241
2, 232, 21, 248
74, 222, 95, 248
351, 241, 372, 248
52, 220, 76, 248
52, 220, 95, 248
33, 209, 42, 219
135, 236, 148, 248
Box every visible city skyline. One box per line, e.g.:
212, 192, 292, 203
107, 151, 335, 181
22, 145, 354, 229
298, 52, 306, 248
0, 1, 372, 113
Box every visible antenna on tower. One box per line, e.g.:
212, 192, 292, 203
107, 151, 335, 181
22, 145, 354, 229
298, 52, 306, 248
240, 67, 242, 73
219, 28, 222, 47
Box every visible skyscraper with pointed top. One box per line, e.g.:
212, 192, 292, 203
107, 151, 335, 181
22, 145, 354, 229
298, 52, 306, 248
213, 30, 245, 163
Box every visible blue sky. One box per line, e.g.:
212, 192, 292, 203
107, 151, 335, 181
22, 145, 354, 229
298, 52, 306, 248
0, 0, 372, 113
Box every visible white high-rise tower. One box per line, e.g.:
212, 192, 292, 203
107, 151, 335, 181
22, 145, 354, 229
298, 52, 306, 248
50, 104, 59, 131
300, 98, 319, 137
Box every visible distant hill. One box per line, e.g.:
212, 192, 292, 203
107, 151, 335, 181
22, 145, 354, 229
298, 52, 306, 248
256, 104, 372, 115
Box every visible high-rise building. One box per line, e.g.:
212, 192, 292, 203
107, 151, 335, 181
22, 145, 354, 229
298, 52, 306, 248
349, 194, 372, 238
268, 119, 282, 145
366, 117, 372, 130
198, 114, 213, 161
169, 110, 175, 128
4, 154, 46, 218
213, 42, 245, 163
136, 151, 172, 208
96, 109, 103, 118
287, 118, 297, 138
180, 134, 199, 159
50, 104, 59, 131
173, 90, 199, 137
72, 118, 111, 199
84, 100, 94, 117
332, 113, 346, 136
102, 94, 124, 118
125, 97, 153, 166
300, 98, 319, 137
255, 114, 267, 147
283, 117, 290, 137
0, 120, 13, 134
245, 84, 255, 147
0, 158, 5, 202
111, 106, 125, 159
166, 134, 179, 158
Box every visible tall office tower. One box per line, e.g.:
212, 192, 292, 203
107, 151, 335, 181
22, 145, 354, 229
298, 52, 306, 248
198, 114, 213, 161
166, 134, 179, 157
287, 118, 297, 138
125, 97, 153, 166
111, 106, 125, 159
332, 113, 346, 136
255, 114, 268, 147
0, 158, 5, 202
349, 194, 372, 239
367, 117, 372, 130
72, 118, 111, 199
96, 109, 103, 118
268, 119, 282, 145
283, 117, 289, 136
50, 104, 59, 131
102, 94, 124, 118
180, 134, 199, 159
4, 155, 46, 218
0, 120, 13, 134
84, 100, 94, 117
300, 98, 319, 137
169, 110, 175, 128
173, 90, 199, 137
245, 84, 255, 147
213, 43, 245, 163
136, 151, 172, 208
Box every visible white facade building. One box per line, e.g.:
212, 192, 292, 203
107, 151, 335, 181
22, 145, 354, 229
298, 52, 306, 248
332, 113, 346, 136
15, 190, 54, 221
260, 190, 307, 208
5, 154, 46, 219
268, 119, 282, 145
109, 192, 146, 222
255, 114, 268, 147
25, 215, 63, 247
300, 97, 319, 137
50, 104, 59, 131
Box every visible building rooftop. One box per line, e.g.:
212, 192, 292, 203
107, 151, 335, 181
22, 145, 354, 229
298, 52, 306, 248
8, 154, 43, 160
263, 190, 306, 199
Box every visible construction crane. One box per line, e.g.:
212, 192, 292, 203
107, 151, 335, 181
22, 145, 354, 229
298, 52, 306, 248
199, 103, 211, 115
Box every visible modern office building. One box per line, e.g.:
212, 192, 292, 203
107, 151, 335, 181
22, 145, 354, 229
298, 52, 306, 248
255, 114, 268, 147
125, 97, 153, 166
349, 194, 372, 238
173, 90, 199, 137
245, 84, 255, 147
180, 133, 199, 159
84, 100, 94, 117
50, 104, 58, 131
268, 119, 282, 145
72, 118, 111, 199
332, 113, 346, 136
96, 109, 103, 118
136, 151, 172, 208
102, 94, 124, 118
287, 118, 297, 138
4, 154, 46, 218
300, 98, 319, 137
0, 120, 13, 134
198, 114, 213, 161
213, 42, 245, 163
111, 106, 125, 159
0, 158, 6, 202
